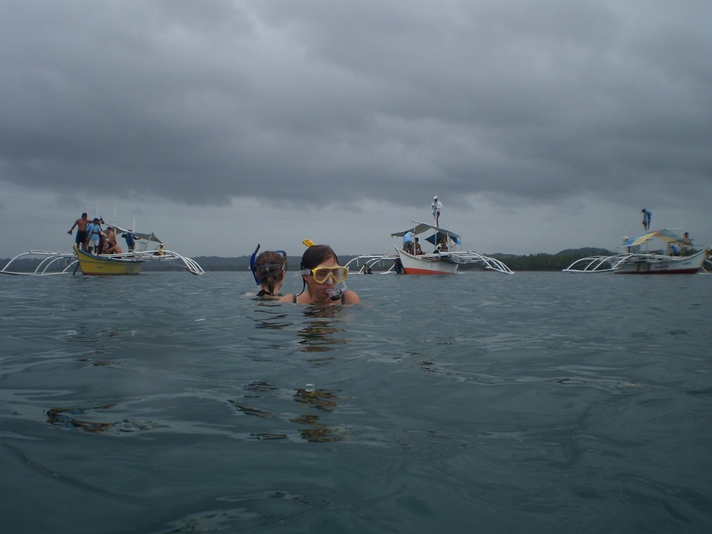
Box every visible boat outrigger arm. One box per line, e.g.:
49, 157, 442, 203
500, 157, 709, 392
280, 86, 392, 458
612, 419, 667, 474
0, 250, 79, 276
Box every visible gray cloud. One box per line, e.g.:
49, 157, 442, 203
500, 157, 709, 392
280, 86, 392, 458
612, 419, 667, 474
1, 0, 711, 215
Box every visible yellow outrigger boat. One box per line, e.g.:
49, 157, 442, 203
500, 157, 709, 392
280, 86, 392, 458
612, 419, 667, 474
1, 225, 204, 276
73, 245, 143, 275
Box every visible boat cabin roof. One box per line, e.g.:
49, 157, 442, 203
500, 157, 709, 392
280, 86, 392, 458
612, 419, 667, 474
391, 221, 462, 243
621, 229, 683, 248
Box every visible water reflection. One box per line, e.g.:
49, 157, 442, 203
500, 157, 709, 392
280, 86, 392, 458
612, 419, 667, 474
298, 306, 350, 354
229, 381, 347, 443
46, 404, 166, 433
291, 387, 345, 443
251, 303, 292, 330
47, 404, 117, 433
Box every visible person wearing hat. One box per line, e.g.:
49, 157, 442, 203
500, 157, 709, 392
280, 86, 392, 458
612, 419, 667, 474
431, 196, 443, 227
86, 217, 104, 254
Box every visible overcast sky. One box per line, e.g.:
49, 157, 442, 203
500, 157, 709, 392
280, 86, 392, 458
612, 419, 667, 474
1, 0, 710, 259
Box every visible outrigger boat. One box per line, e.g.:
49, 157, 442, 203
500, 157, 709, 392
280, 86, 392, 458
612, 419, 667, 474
1, 225, 204, 276
345, 221, 514, 275
563, 228, 709, 274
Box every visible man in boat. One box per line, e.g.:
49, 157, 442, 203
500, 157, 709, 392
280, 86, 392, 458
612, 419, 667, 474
86, 218, 104, 255
68, 213, 90, 251
682, 232, 695, 255
641, 208, 652, 230
103, 227, 122, 254
436, 235, 448, 252
414, 237, 424, 255
403, 231, 414, 254
432, 196, 443, 227
122, 229, 137, 252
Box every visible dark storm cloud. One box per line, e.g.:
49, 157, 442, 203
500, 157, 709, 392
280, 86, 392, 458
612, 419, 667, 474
1, 0, 710, 210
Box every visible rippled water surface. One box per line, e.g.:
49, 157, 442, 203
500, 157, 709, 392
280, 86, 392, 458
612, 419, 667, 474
2, 271, 712, 533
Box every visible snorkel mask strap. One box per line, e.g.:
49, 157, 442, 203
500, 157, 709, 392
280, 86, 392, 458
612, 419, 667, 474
249, 244, 261, 285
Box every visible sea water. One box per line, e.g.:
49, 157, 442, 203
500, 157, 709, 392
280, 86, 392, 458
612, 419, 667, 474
1, 272, 712, 533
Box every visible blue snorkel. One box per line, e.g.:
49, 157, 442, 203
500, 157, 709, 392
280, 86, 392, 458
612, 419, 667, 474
250, 244, 261, 285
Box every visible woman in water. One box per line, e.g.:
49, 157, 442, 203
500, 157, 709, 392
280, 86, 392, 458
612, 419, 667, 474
251, 249, 288, 300
280, 245, 360, 305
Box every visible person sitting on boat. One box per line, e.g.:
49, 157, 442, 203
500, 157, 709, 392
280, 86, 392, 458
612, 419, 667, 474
280, 244, 360, 305
68, 212, 90, 251
403, 231, 414, 254
122, 229, 137, 252
103, 227, 123, 255
154, 243, 166, 256
86, 218, 104, 255
250, 248, 288, 300
436, 236, 448, 252
682, 232, 696, 255
414, 237, 424, 255
670, 243, 681, 256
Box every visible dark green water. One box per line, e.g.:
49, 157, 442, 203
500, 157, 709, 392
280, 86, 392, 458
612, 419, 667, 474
1, 272, 711, 533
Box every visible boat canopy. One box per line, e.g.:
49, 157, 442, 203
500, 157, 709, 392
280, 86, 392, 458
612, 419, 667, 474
391, 221, 462, 245
621, 229, 682, 248
113, 225, 162, 245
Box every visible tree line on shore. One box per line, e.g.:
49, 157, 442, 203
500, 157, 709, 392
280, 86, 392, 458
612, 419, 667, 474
149, 247, 614, 272
1, 248, 613, 273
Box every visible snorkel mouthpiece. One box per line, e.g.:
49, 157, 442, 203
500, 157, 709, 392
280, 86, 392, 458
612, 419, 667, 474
327, 282, 347, 301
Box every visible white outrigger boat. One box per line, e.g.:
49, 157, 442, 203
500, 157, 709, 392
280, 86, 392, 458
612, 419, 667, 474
345, 221, 513, 275
1, 225, 204, 276
563, 229, 710, 275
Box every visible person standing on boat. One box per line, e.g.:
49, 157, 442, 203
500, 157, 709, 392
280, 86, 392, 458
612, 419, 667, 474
86, 218, 104, 255
403, 231, 414, 254
68, 213, 90, 251
641, 209, 652, 231
432, 196, 443, 227
122, 229, 137, 252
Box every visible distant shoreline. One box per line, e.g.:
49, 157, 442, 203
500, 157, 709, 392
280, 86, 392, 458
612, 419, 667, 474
3, 248, 613, 273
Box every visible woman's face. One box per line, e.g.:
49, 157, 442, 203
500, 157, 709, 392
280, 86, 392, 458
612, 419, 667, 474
304, 256, 338, 301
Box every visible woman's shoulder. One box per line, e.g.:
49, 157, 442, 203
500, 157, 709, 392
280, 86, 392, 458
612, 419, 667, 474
343, 290, 360, 304
278, 294, 296, 303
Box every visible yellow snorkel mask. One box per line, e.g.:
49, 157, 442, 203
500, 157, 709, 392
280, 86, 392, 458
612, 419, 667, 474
300, 239, 348, 300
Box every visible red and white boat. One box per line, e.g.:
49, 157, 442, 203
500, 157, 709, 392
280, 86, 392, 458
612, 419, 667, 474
346, 221, 513, 275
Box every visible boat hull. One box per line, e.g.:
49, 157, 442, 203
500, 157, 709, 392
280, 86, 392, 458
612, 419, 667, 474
396, 249, 459, 275
74, 246, 143, 275
614, 249, 708, 274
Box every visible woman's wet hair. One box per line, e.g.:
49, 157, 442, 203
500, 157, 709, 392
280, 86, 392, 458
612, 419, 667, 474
300, 245, 339, 270
253, 251, 287, 295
